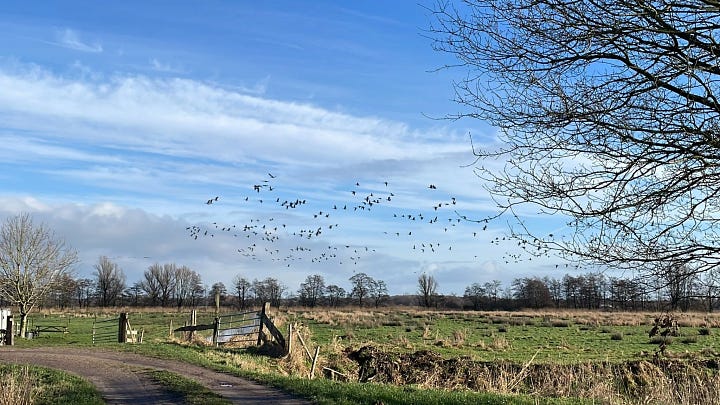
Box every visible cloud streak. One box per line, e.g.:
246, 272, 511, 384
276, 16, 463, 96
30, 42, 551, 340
56, 28, 103, 53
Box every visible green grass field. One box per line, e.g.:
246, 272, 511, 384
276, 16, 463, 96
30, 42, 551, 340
11, 307, 720, 404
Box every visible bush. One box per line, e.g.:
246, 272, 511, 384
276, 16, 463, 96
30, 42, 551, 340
610, 332, 623, 341
681, 335, 698, 344
649, 335, 674, 345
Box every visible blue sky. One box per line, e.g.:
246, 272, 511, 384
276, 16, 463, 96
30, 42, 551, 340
0, 1, 570, 296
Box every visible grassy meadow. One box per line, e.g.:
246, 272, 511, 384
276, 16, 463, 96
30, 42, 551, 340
10, 306, 720, 404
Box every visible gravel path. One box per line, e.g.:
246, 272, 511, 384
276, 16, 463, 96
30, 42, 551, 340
0, 347, 314, 404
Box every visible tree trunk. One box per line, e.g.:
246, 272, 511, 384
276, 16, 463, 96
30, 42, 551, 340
19, 311, 28, 338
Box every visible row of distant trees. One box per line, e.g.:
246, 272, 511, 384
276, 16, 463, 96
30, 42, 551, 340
22, 255, 720, 313
2, 213, 719, 341
13, 254, 394, 311
474, 266, 720, 312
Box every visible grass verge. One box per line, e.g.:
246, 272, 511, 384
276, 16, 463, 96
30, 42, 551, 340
0, 364, 103, 405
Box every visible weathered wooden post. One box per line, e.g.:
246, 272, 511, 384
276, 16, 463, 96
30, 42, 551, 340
287, 323, 293, 355
257, 302, 269, 346
189, 309, 197, 341
6, 315, 13, 346
212, 317, 220, 347
310, 346, 320, 379
118, 312, 127, 343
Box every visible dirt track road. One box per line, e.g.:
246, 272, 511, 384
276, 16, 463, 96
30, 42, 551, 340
0, 347, 313, 404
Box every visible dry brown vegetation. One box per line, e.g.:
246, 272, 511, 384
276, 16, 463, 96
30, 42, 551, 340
345, 345, 720, 404
275, 307, 720, 403
0, 366, 34, 405
283, 306, 720, 329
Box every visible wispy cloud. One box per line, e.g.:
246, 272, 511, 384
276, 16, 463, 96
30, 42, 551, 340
150, 58, 185, 74
56, 28, 103, 53
0, 66, 469, 168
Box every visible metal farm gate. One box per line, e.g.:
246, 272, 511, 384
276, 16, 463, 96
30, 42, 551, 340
92, 313, 141, 344
175, 303, 285, 349
215, 309, 262, 345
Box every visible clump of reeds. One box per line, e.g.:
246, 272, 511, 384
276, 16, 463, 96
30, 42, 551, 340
0, 366, 35, 405
452, 328, 467, 347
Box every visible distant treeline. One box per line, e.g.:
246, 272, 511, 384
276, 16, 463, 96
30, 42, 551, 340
3, 257, 716, 313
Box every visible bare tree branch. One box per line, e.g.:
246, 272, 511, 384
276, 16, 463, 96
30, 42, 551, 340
431, 0, 720, 274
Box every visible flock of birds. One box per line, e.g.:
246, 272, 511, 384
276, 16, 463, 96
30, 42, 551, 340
187, 172, 553, 270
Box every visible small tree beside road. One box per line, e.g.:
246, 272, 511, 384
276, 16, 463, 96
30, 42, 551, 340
0, 213, 78, 336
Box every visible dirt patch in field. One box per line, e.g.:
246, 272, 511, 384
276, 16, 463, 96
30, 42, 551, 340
0, 347, 312, 405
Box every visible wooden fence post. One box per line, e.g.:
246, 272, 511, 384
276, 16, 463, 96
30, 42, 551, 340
257, 302, 269, 346
310, 346, 320, 379
6, 316, 13, 346
287, 323, 293, 355
189, 309, 197, 341
212, 317, 220, 346
118, 313, 127, 343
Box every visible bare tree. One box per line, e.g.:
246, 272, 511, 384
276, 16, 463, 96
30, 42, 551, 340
141, 263, 176, 306
325, 284, 346, 307
370, 279, 389, 308
75, 278, 94, 308
349, 272, 374, 306
94, 256, 126, 307
660, 263, 699, 311
431, 1, 720, 276
512, 277, 553, 309
464, 282, 487, 310
47, 273, 78, 310
233, 274, 251, 309
0, 214, 78, 336
298, 274, 326, 307
174, 265, 201, 309
417, 273, 439, 308
252, 278, 284, 308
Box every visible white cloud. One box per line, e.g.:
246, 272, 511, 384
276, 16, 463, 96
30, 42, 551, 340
56, 28, 103, 53
0, 66, 468, 167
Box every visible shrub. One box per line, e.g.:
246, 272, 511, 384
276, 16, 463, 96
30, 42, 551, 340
680, 336, 697, 344
650, 335, 674, 345
610, 332, 623, 341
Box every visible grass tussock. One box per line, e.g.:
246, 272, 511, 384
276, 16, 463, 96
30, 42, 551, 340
0, 366, 34, 405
